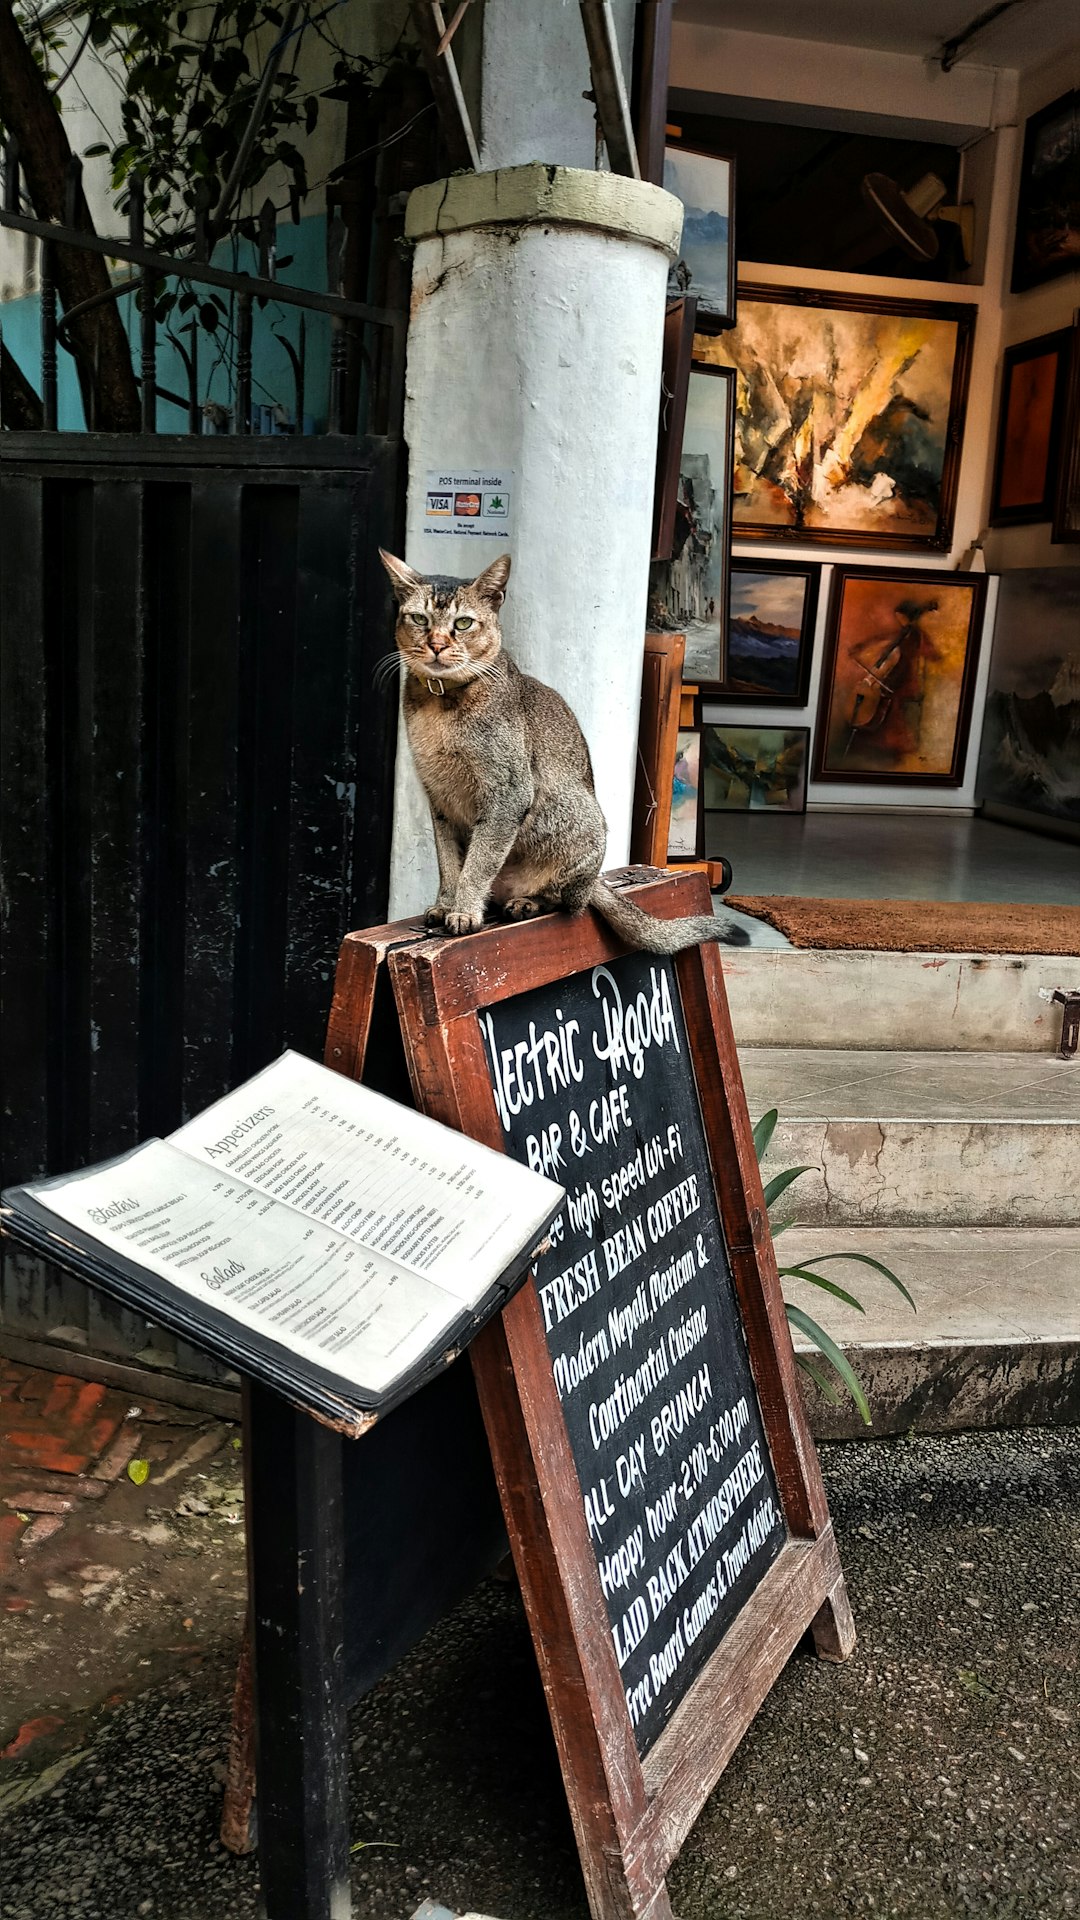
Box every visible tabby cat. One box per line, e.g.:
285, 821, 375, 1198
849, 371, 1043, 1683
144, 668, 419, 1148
379, 549, 748, 953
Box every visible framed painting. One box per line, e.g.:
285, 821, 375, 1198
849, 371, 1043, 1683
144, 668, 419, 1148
647, 364, 736, 688
663, 145, 736, 329
990, 330, 1072, 526
814, 567, 988, 786
694, 286, 975, 552
667, 724, 703, 860
1052, 322, 1080, 545
722, 560, 820, 705
1010, 90, 1080, 294
652, 295, 698, 561
976, 569, 1080, 828
702, 725, 809, 814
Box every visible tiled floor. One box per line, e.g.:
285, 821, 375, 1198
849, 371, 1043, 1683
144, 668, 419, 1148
709, 811, 1078, 906
740, 1046, 1080, 1121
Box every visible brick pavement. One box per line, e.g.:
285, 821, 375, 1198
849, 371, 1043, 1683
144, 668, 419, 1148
0, 1351, 246, 1758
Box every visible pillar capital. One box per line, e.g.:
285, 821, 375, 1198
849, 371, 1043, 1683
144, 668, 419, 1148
405, 163, 683, 259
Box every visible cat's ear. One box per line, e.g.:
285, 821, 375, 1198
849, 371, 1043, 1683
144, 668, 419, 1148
379, 548, 424, 603
470, 552, 511, 610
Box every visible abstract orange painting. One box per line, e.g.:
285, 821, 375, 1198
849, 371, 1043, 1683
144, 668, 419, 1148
814, 568, 988, 785
990, 330, 1070, 525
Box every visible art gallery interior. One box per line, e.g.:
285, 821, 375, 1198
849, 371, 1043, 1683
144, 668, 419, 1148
650, 0, 1079, 920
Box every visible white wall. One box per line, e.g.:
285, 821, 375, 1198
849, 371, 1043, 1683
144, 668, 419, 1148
672, 18, 1030, 810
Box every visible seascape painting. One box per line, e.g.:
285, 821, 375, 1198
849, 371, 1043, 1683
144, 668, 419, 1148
647, 366, 735, 686
695, 289, 973, 550
663, 147, 734, 324
668, 727, 702, 858
702, 726, 809, 814
815, 569, 987, 786
724, 562, 818, 704
976, 570, 1080, 827
1011, 89, 1080, 293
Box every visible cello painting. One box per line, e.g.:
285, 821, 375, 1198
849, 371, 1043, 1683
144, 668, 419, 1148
815, 569, 988, 785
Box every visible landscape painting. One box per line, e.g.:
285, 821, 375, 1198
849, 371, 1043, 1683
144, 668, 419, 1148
702, 725, 809, 813
815, 568, 987, 785
976, 569, 1080, 828
668, 727, 702, 858
724, 561, 819, 704
1011, 89, 1080, 293
695, 287, 974, 551
663, 146, 734, 326
647, 365, 735, 686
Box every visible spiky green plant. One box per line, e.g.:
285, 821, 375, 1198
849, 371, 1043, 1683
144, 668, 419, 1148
753, 1108, 916, 1426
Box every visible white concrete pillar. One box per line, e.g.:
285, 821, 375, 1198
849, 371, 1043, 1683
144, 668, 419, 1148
387, 164, 683, 919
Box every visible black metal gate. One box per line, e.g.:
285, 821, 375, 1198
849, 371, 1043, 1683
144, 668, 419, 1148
0, 432, 400, 1387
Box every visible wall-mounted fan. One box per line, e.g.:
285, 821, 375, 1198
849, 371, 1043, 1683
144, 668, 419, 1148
861, 171, 975, 266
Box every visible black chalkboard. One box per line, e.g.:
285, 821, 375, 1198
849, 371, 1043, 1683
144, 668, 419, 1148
480, 949, 786, 1753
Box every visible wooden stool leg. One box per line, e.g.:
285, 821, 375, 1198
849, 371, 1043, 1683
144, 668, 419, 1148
245, 1382, 352, 1920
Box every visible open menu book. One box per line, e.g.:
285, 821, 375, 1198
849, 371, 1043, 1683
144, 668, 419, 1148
0, 1051, 564, 1435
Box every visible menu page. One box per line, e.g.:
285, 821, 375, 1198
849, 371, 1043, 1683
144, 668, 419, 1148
170, 1051, 562, 1301
35, 1142, 464, 1395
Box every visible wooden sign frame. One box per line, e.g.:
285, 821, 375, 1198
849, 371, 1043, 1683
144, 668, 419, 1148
371, 869, 854, 1920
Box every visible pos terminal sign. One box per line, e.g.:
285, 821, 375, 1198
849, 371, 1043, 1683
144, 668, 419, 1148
423, 469, 513, 545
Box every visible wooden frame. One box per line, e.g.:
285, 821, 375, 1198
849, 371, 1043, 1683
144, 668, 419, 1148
702, 722, 811, 815
631, 630, 686, 864
1052, 321, 1080, 546
648, 362, 736, 691
990, 329, 1073, 527
662, 144, 738, 332
1010, 89, 1080, 295
694, 284, 976, 552
372, 871, 853, 1920
813, 565, 988, 787
722, 558, 820, 705
632, 0, 675, 188
652, 296, 698, 562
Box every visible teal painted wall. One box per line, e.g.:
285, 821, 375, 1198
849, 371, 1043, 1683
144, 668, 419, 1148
1, 213, 332, 432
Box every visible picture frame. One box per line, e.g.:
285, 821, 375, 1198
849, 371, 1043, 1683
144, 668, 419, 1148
651, 295, 698, 561
990, 330, 1072, 526
663, 145, 737, 330
1010, 89, 1080, 295
1052, 321, 1080, 545
976, 569, 1080, 829
647, 363, 736, 689
722, 560, 820, 705
694, 285, 976, 552
667, 722, 703, 860
702, 724, 809, 814
813, 566, 988, 787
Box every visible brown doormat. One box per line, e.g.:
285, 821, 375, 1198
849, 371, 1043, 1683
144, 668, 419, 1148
727, 895, 1080, 955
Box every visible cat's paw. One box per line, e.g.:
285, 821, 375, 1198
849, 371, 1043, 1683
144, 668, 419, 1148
444, 905, 485, 935
503, 896, 543, 921
424, 903, 448, 926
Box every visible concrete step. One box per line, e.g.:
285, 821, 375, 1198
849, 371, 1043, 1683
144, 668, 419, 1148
722, 947, 1075, 1052
740, 1047, 1080, 1228
778, 1226, 1080, 1439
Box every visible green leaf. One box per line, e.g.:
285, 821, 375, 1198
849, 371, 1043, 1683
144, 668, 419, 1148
958, 1669, 997, 1700
789, 1251, 916, 1313
784, 1305, 871, 1426
794, 1354, 843, 1407
762, 1165, 814, 1211
778, 1267, 866, 1313
127, 1458, 150, 1485
83, 143, 110, 159
752, 1107, 778, 1163
770, 1218, 797, 1236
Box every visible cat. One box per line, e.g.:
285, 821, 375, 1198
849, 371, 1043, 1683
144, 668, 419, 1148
378, 549, 748, 954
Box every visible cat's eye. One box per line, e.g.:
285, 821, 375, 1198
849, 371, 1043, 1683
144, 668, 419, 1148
453, 616, 474, 631
409, 612, 429, 627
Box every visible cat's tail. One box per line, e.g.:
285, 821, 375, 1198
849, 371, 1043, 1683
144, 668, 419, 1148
588, 881, 750, 954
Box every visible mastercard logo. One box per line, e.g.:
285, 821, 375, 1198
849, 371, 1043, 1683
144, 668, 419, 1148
454, 492, 482, 516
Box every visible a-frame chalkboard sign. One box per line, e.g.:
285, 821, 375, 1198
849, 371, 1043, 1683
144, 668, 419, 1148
330, 866, 854, 1920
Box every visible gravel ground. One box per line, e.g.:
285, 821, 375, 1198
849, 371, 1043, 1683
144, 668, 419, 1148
1, 1424, 1077, 1920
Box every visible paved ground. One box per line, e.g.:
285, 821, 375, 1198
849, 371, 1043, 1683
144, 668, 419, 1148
1, 1362, 1077, 1920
